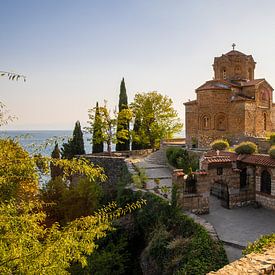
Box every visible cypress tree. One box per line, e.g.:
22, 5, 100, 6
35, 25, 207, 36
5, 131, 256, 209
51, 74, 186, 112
116, 78, 130, 151
92, 102, 104, 153
131, 115, 143, 150
61, 121, 86, 159
50, 142, 63, 179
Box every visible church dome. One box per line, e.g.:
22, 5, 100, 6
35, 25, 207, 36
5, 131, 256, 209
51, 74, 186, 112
225, 50, 247, 56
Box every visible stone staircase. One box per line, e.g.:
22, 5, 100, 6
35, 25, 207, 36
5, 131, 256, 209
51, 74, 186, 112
143, 147, 167, 166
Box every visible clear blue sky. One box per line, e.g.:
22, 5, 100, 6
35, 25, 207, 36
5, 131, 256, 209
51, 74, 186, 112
1, 0, 275, 130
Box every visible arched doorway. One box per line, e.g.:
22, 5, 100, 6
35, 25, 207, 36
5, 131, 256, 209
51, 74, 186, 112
261, 170, 271, 194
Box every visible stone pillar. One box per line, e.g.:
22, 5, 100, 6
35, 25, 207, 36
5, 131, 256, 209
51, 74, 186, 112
172, 169, 185, 188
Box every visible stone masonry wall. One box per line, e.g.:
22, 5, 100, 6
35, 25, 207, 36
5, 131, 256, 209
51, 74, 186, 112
255, 167, 275, 210
208, 246, 275, 274
84, 155, 127, 198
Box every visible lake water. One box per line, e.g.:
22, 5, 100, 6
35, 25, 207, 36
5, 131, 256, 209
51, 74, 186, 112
0, 130, 185, 156
0, 130, 93, 156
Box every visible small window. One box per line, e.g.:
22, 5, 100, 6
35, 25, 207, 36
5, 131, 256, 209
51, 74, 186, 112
202, 115, 210, 130
217, 167, 223, 175
223, 69, 226, 79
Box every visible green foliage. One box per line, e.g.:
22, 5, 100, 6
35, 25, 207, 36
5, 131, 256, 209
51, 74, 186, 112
243, 233, 275, 255
92, 102, 104, 153
130, 92, 183, 150
0, 138, 38, 201
0, 199, 146, 274
210, 139, 229, 151
0, 70, 26, 82
116, 191, 228, 274
166, 147, 199, 173
61, 120, 85, 159
87, 101, 131, 153
132, 167, 148, 189
234, 141, 257, 154
269, 145, 275, 158
50, 142, 63, 179
116, 78, 130, 151
71, 229, 131, 275
131, 114, 149, 150
41, 176, 103, 224
270, 135, 275, 146
0, 101, 17, 127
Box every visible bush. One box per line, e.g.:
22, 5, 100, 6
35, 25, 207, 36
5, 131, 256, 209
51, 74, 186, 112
116, 190, 228, 274
210, 139, 229, 151
269, 145, 275, 158
269, 133, 275, 145
243, 233, 275, 255
166, 147, 199, 173
234, 141, 257, 155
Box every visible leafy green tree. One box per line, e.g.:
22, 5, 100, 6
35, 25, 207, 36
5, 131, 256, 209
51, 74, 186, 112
92, 102, 104, 153
130, 92, 183, 150
41, 176, 103, 224
61, 120, 86, 159
131, 114, 147, 150
0, 199, 146, 274
0, 138, 38, 202
0, 138, 147, 273
116, 78, 130, 151
50, 142, 63, 179
0, 70, 26, 82
87, 101, 132, 154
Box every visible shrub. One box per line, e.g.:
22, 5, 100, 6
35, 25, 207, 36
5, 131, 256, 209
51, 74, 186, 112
268, 133, 275, 145
243, 233, 275, 255
269, 145, 275, 158
210, 139, 229, 151
234, 141, 257, 155
166, 147, 199, 173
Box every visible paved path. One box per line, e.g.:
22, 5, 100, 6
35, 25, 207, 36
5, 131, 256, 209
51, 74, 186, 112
203, 195, 275, 262
126, 148, 173, 199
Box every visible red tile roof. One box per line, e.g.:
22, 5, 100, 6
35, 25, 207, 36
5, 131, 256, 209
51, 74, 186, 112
196, 80, 232, 91
225, 50, 247, 56
239, 154, 275, 167
203, 151, 275, 168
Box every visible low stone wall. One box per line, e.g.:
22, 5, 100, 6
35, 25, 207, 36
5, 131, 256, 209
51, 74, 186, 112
178, 193, 209, 214
90, 149, 153, 158
208, 246, 275, 274
256, 192, 275, 210
84, 155, 127, 198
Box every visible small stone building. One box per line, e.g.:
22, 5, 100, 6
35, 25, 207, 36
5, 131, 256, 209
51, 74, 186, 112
201, 151, 275, 210
184, 47, 275, 148
173, 150, 275, 212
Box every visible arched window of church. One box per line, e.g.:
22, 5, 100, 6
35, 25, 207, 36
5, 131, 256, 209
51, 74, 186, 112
202, 115, 210, 130
261, 90, 269, 101
264, 113, 267, 131
215, 114, 226, 131
223, 69, 226, 79
235, 65, 241, 75
260, 170, 271, 195
220, 67, 226, 79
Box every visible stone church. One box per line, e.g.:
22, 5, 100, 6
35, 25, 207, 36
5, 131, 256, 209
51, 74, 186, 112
184, 46, 275, 148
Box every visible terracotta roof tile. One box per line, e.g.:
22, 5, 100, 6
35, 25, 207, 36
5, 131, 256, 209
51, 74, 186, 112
239, 154, 275, 167
196, 80, 232, 91
225, 50, 247, 56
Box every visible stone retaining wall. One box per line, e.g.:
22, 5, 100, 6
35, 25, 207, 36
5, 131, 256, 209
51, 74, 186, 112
208, 246, 275, 274
84, 155, 127, 198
